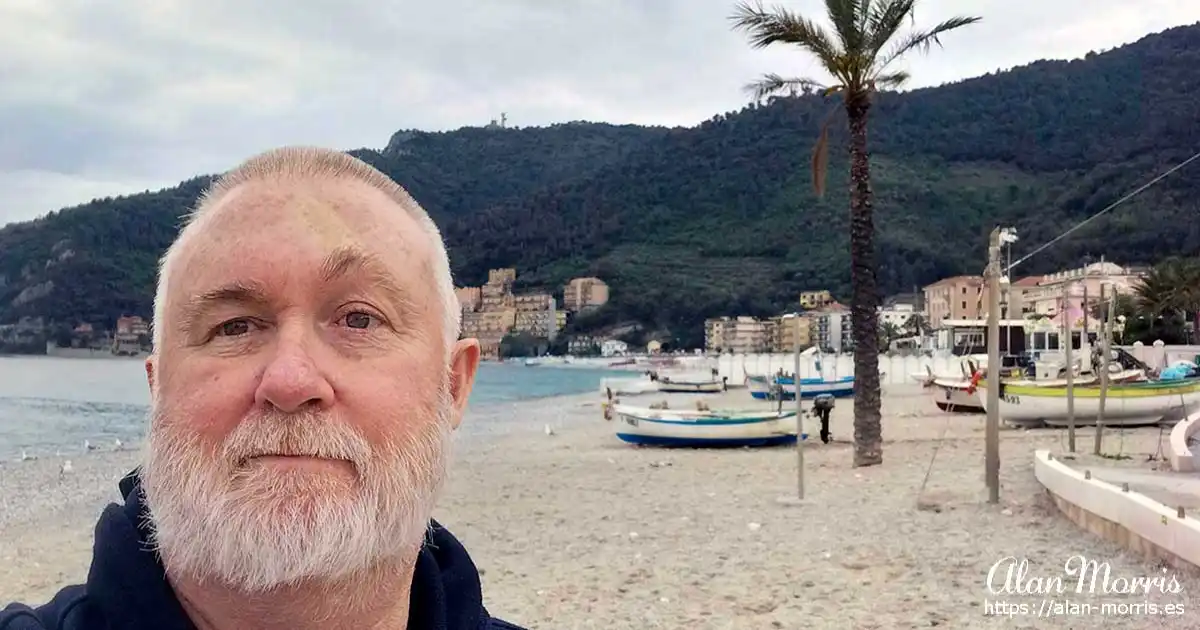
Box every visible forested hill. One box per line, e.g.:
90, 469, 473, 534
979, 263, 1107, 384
1, 22, 1198, 347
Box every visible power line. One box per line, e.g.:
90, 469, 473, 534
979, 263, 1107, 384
1007, 149, 1200, 273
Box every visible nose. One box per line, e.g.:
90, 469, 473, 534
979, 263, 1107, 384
254, 331, 335, 413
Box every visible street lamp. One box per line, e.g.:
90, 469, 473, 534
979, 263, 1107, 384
986, 226, 1018, 504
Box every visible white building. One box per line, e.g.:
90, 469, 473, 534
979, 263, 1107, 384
878, 303, 915, 329
600, 339, 628, 357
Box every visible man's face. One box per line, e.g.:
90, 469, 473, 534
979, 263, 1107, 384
140, 176, 474, 591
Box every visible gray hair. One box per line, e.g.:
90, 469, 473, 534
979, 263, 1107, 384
151, 146, 460, 353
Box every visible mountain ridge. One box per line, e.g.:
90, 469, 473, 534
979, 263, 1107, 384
1, 22, 1198, 347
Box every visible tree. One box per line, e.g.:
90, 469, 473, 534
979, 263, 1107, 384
1133, 257, 1200, 342
729, 0, 980, 467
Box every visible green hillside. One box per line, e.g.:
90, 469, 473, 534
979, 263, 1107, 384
1, 23, 1198, 348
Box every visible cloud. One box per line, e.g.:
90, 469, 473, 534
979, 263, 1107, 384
1, 0, 1198, 226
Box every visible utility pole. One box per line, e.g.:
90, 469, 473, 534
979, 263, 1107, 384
793, 333, 805, 500
985, 228, 1001, 504
1062, 282, 1077, 452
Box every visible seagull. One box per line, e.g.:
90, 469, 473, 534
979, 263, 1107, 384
59, 460, 73, 479
113, 439, 123, 451
84, 440, 97, 452
544, 424, 555, 436
20, 449, 35, 461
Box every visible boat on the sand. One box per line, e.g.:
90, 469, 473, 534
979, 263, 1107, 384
610, 404, 804, 447
746, 374, 854, 399
974, 377, 1200, 428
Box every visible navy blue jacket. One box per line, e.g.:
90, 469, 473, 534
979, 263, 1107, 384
1, 470, 524, 630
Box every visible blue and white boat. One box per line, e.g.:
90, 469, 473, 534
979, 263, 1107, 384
612, 404, 805, 447
776, 374, 855, 399
746, 374, 855, 399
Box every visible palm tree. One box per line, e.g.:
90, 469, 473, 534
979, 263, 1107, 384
1135, 257, 1200, 341
729, 0, 980, 467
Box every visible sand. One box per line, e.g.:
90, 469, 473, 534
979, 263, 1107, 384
3, 384, 1199, 628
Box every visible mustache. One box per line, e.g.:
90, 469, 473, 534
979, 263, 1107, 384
220, 410, 373, 468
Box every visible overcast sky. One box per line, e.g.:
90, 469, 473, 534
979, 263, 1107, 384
2, 0, 1197, 227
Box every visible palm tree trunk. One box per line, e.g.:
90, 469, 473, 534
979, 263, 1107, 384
846, 96, 883, 467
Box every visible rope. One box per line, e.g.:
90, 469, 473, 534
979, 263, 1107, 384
1007, 149, 1200, 273
916, 411, 953, 505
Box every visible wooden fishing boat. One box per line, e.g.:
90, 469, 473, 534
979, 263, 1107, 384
745, 374, 773, 399
656, 377, 725, 393
746, 374, 854, 399
973, 377, 1200, 428
611, 404, 803, 447
937, 367, 1147, 413
775, 375, 854, 399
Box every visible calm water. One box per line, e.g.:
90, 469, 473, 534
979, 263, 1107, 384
0, 356, 625, 461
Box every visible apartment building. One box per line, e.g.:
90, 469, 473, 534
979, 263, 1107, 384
480, 268, 516, 311
922, 276, 984, 326
704, 316, 771, 353
454, 287, 482, 313
513, 293, 559, 340
1004, 276, 1044, 317
767, 313, 812, 351
563, 277, 609, 312
799, 290, 834, 310
461, 309, 516, 358
1020, 261, 1147, 315
811, 306, 852, 353
878, 303, 915, 329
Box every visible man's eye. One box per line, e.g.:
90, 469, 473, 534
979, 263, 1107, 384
344, 312, 375, 329
218, 319, 253, 337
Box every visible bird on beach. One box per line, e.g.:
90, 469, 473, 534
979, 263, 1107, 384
60, 460, 73, 479
20, 449, 35, 461
85, 439, 97, 452
113, 438, 123, 451
543, 423, 555, 436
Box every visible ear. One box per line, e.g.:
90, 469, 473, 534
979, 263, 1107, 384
447, 338, 481, 429
145, 354, 158, 403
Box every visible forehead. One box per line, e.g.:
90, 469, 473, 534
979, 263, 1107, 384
168, 177, 435, 294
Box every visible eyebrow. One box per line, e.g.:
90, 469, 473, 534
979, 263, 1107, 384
318, 245, 414, 309
177, 280, 272, 338
175, 245, 419, 337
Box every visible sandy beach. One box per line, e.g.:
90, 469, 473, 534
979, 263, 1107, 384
3, 383, 1199, 628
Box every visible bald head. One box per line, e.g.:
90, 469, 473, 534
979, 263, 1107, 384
152, 147, 460, 354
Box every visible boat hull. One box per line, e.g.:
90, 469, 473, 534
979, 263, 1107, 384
612, 405, 803, 448
932, 369, 1147, 414
747, 375, 854, 399
745, 375, 772, 399
657, 381, 724, 393
976, 378, 1200, 428
776, 376, 854, 399
932, 380, 985, 413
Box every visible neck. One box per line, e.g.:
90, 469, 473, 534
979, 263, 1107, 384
170, 554, 417, 630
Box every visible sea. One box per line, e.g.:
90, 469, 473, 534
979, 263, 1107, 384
0, 356, 630, 462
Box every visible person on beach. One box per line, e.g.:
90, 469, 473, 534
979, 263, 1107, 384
1, 147, 526, 630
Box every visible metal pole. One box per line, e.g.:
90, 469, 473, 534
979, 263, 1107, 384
1094, 285, 1115, 455
1063, 282, 1076, 452
793, 334, 805, 500
985, 228, 1001, 504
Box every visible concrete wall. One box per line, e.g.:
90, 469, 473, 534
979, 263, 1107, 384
1169, 410, 1200, 473
714, 352, 970, 386
1033, 449, 1200, 572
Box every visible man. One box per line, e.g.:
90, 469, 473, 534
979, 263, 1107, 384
1, 147, 526, 630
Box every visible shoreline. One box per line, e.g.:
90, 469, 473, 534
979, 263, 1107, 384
5, 386, 1199, 628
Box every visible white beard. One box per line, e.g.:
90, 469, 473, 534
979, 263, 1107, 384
140, 385, 454, 592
